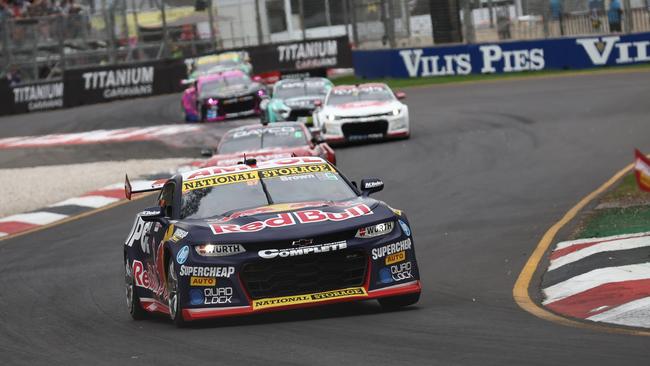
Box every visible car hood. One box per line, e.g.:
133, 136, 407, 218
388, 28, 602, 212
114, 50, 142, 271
282, 96, 325, 109
200, 83, 259, 99
322, 101, 398, 117
173, 197, 395, 245
203, 147, 314, 167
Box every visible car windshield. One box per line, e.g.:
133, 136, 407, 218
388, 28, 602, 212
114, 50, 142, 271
327, 86, 394, 106
195, 59, 240, 73
274, 81, 328, 99
199, 74, 250, 98
218, 126, 308, 154
180, 167, 358, 219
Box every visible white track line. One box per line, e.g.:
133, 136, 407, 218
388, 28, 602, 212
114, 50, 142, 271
587, 296, 650, 327
549, 235, 650, 271
554, 232, 650, 250
0, 212, 68, 225
49, 196, 120, 208
543, 263, 650, 305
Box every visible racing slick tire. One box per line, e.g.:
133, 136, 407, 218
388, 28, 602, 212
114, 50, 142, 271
378, 292, 420, 310
125, 260, 148, 320
167, 260, 188, 328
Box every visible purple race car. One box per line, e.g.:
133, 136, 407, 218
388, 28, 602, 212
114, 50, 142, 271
182, 70, 267, 122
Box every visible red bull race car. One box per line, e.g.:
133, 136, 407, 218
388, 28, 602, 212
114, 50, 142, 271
123, 156, 421, 326
200, 122, 336, 167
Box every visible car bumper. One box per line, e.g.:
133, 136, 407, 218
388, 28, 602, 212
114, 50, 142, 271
183, 280, 421, 321
321, 114, 409, 144
138, 227, 421, 321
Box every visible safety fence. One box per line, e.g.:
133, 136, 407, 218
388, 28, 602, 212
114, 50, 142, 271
0, 35, 352, 116
353, 31, 650, 78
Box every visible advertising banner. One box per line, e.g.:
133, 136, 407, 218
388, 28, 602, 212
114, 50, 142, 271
248, 36, 353, 74
352, 32, 650, 78
64, 60, 186, 106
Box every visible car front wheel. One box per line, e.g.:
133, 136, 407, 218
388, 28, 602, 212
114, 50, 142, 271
125, 260, 147, 320
167, 260, 187, 327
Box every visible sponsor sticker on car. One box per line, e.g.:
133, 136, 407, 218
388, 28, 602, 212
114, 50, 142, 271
252, 287, 367, 310
385, 251, 406, 265
190, 277, 217, 286
371, 238, 412, 260
259, 163, 334, 178
182, 171, 259, 192
210, 203, 373, 235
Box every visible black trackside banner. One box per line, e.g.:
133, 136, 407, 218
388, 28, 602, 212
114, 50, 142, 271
0, 78, 12, 116
63, 60, 186, 106
247, 36, 352, 74
11, 80, 65, 113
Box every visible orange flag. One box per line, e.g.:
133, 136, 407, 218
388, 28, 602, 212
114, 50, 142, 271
634, 149, 650, 192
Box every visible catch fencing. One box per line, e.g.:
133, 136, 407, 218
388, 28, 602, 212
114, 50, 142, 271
0, 35, 352, 116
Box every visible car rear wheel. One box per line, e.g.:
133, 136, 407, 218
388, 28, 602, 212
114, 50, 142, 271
125, 260, 147, 320
167, 260, 187, 328
378, 292, 420, 310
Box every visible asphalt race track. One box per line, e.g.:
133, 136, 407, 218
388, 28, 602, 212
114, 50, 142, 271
1, 71, 650, 365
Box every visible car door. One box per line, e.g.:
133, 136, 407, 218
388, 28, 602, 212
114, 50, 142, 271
144, 181, 177, 302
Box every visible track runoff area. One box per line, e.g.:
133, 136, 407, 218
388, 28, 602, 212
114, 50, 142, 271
1, 70, 650, 365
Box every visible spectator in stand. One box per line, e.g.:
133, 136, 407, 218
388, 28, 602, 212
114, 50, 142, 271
6, 65, 22, 86
28, 0, 46, 17
0, 0, 13, 21
608, 0, 623, 32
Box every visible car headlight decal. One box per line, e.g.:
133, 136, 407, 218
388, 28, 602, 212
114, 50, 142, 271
195, 244, 246, 257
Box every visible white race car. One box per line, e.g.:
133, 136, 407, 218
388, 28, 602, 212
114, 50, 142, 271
313, 83, 410, 144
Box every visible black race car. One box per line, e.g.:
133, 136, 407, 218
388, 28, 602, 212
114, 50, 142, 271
124, 157, 421, 326
182, 70, 267, 122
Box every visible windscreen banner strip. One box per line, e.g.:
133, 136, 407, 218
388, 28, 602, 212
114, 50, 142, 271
259, 163, 334, 178
182, 171, 260, 192
182, 163, 336, 192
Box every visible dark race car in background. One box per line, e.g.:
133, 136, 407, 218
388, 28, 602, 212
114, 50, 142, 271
260, 78, 333, 125
182, 70, 267, 122
201, 122, 336, 166
185, 52, 253, 81
313, 83, 410, 144
123, 157, 421, 327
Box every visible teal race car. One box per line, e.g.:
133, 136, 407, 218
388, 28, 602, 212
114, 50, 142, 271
260, 78, 333, 126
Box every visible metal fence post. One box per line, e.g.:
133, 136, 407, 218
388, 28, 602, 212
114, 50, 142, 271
386, 0, 396, 47
160, 0, 169, 58
255, 0, 264, 45
299, 0, 306, 40
350, 0, 359, 46
208, 0, 217, 51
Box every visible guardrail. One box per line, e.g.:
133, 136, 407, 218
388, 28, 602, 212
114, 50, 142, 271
352, 32, 650, 78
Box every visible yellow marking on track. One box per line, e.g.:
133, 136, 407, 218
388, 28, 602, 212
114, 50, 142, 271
0, 192, 155, 242
513, 161, 650, 336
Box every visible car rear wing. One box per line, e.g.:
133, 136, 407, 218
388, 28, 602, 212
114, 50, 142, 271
124, 174, 167, 200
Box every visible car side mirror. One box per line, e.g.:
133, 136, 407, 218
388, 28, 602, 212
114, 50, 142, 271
200, 147, 214, 157
360, 178, 384, 196
309, 127, 324, 143
259, 98, 270, 111
395, 91, 406, 100
140, 206, 166, 222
